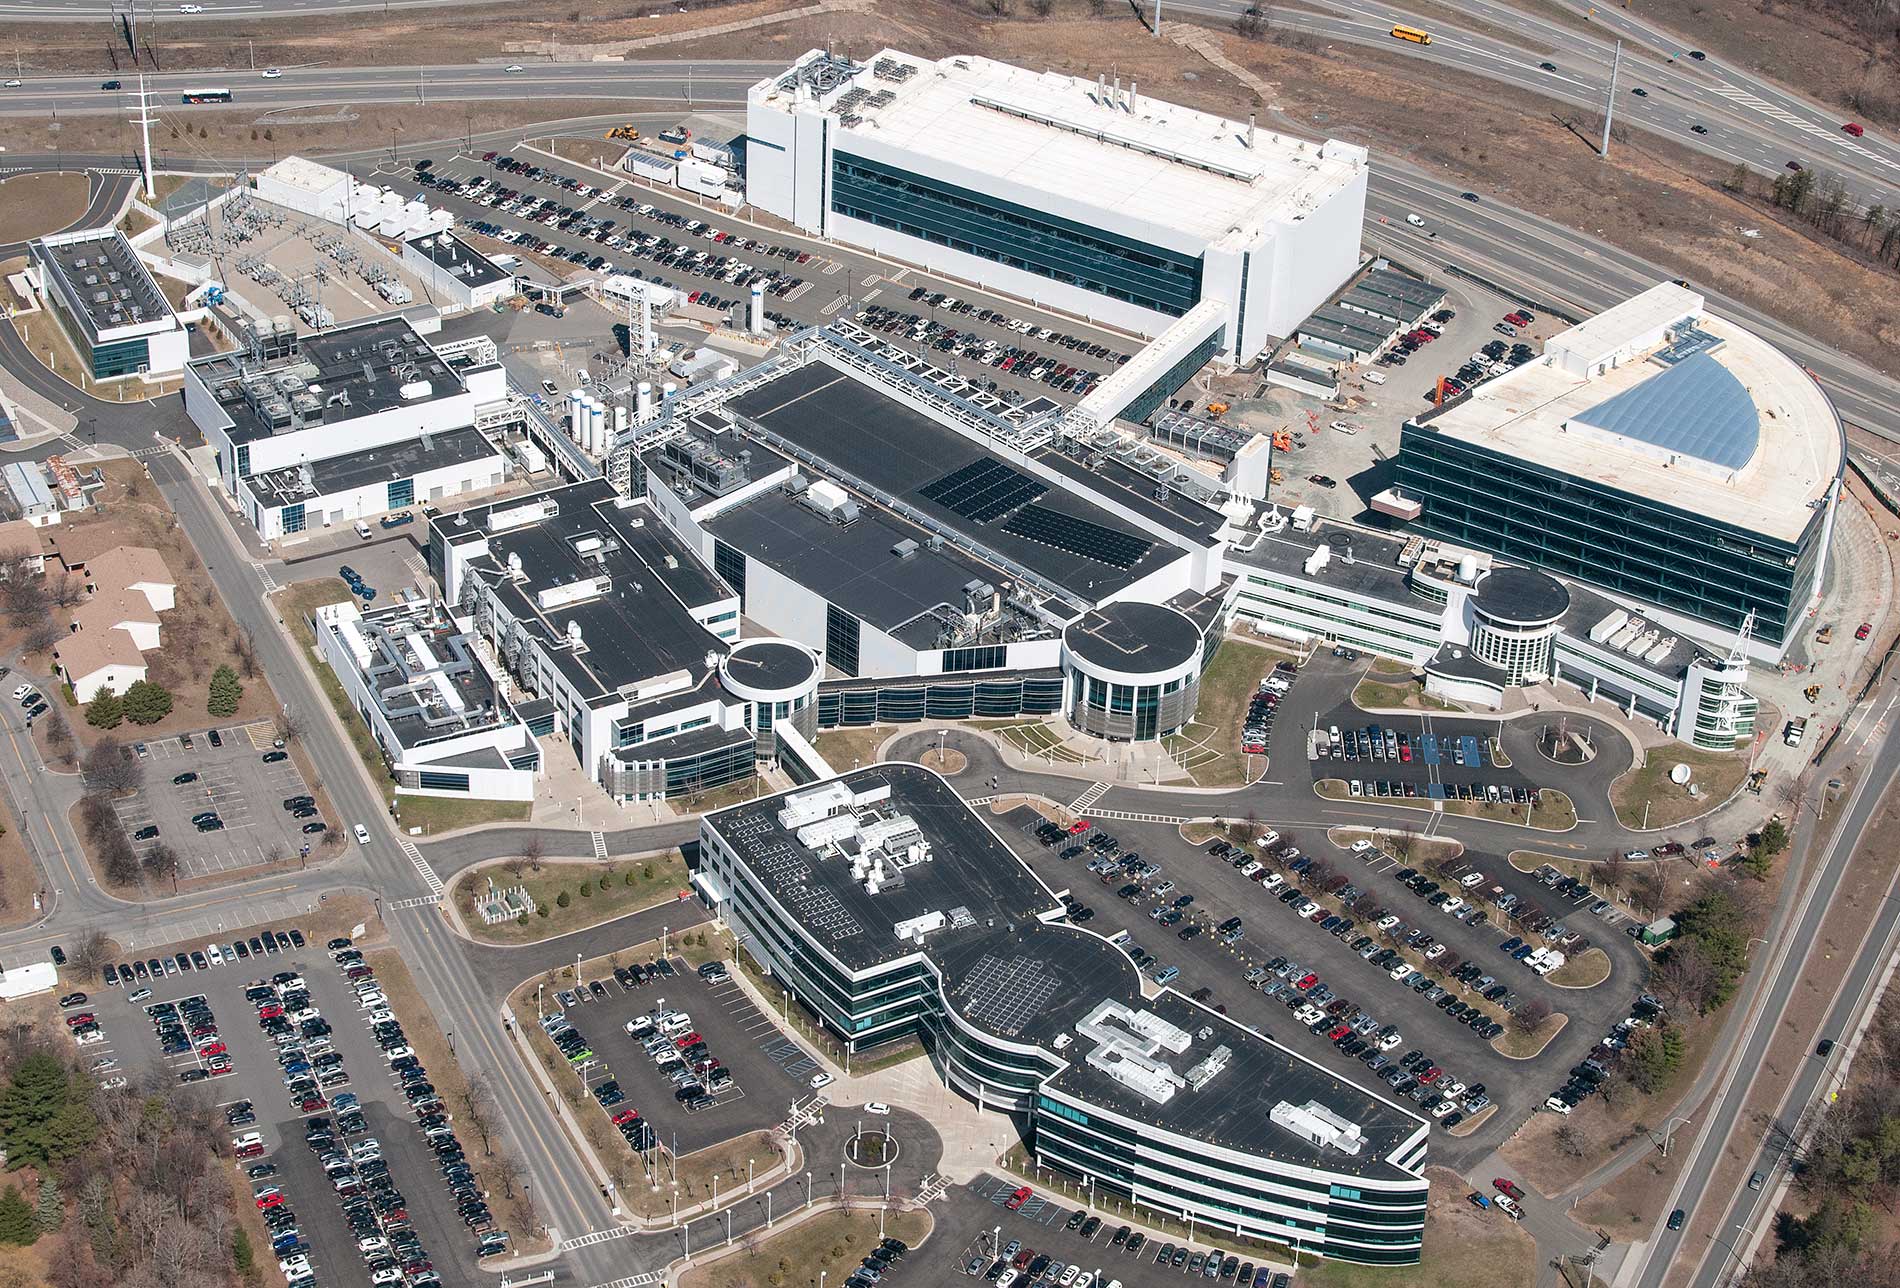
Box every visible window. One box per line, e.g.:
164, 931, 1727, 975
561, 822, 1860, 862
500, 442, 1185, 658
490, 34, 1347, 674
943, 645, 1006, 673
713, 540, 746, 605
235, 445, 252, 479
387, 478, 415, 510
829, 152, 1204, 317
416, 771, 470, 792
280, 503, 307, 535
826, 603, 860, 679
89, 335, 151, 380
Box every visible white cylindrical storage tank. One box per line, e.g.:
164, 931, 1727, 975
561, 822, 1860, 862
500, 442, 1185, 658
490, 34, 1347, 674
567, 390, 584, 443
662, 381, 679, 404
635, 382, 654, 420
748, 283, 765, 334
589, 398, 605, 455
613, 402, 628, 445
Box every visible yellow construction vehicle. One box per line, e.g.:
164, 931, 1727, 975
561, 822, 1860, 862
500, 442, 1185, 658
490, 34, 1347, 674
605, 124, 642, 142
1804, 684, 1822, 704
1207, 402, 1229, 417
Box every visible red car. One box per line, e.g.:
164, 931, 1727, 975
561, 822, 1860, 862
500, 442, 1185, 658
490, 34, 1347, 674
258, 1004, 284, 1019
1843, 122, 1865, 137
235, 1142, 264, 1160
198, 1042, 227, 1058
298, 1095, 327, 1113
1493, 1178, 1525, 1201
64, 1013, 95, 1028
673, 1032, 702, 1050
612, 1108, 641, 1126
1295, 973, 1319, 991
1067, 820, 1092, 835
1857, 622, 1873, 640
1327, 1023, 1352, 1042
255, 1191, 284, 1211
1005, 1186, 1033, 1211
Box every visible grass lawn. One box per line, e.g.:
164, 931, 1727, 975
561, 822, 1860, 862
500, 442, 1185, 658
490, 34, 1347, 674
679, 1207, 933, 1288
669, 771, 771, 818
1163, 638, 1284, 787
1353, 675, 1461, 713
0, 172, 89, 244
1326, 826, 1463, 866
813, 726, 893, 773
393, 793, 531, 836
1548, 947, 1612, 988
453, 851, 687, 945
1492, 1012, 1568, 1059
1611, 743, 1751, 830
271, 578, 395, 805
1300, 1168, 1533, 1288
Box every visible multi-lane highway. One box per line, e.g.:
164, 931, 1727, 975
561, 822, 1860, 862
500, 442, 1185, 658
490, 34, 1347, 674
0, 62, 767, 115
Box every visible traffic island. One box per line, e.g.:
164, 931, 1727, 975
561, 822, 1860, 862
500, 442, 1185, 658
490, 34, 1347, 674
676, 1206, 934, 1288
919, 747, 967, 776
1490, 1012, 1567, 1060
448, 850, 688, 946
1547, 947, 1612, 989
1315, 781, 1578, 831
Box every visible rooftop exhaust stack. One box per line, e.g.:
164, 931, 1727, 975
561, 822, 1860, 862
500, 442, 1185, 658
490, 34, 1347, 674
1129, 81, 1138, 113
1247, 113, 1256, 147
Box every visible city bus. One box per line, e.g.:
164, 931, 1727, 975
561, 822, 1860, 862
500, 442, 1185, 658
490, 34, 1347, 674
180, 87, 233, 104
1390, 24, 1432, 44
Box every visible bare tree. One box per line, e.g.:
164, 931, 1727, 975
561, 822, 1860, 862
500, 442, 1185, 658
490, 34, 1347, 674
47, 571, 84, 609
83, 737, 143, 796
1513, 997, 1553, 1034
23, 619, 63, 655
503, 854, 527, 881
1601, 849, 1627, 895
1554, 1121, 1586, 1158
522, 834, 546, 873
459, 1075, 497, 1155
1632, 865, 1668, 919
274, 710, 304, 745
264, 840, 287, 868
69, 930, 113, 975
142, 843, 180, 893
1650, 948, 1715, 1016
1387, 831, 1416, 866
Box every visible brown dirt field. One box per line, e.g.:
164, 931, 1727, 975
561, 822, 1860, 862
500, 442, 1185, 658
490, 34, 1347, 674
36, 460, 284, 749
0, 172, 91, 245
0, 799, 45, 932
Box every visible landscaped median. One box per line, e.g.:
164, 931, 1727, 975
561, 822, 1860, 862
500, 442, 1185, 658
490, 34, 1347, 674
1351, 660, 1463, 714
1546, 947, 1612, 988
450, 850, 689, 945
1609, 740, 1750, 830
1490, 1011, 1567, 1060
1315, 779, 1577, 830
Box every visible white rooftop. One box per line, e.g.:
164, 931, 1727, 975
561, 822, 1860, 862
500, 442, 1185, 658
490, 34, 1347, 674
1419, 282, 1840, 543
259, 155, 351, 197
757, 49, 1365, 248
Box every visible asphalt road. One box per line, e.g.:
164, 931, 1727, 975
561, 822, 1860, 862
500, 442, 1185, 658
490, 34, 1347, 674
0, 62, 771, 116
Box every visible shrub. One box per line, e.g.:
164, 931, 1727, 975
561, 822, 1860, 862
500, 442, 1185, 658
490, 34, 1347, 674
122, 680, 173, 725
579, 881, 592, 898
556, 890, 571, 909
84, 688, 122, 730
207, 664, 243, 717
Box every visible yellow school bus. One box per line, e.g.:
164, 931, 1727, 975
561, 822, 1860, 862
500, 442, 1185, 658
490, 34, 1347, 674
1391, 24, 1432, 44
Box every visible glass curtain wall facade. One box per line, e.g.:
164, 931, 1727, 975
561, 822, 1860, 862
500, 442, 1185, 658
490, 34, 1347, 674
1396, 425, 1827, 645
829, 151, 1205, 317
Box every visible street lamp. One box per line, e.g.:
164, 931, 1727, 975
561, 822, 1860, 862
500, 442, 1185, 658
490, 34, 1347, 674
1660, 1115, 1692, 1156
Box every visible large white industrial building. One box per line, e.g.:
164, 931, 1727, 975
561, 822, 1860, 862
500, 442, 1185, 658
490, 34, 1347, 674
745, 49, 1368, 366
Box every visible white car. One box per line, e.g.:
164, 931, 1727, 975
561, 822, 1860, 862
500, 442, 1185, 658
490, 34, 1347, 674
353, 823, 371, 845
1362, 369, 1387, 385
504, 64, 524, 72
1459, 871, 1486, 888
863, 1102, 890, 1116
1431, 1099, 1457, 1118
1405, 213, 1426, 227
809, 1072, 833, 1090
1328, 420, 1358, 435
178, 4, 202, 11
206, 944, 223, 965
10, 685, 30, 701
261, 68, 282, 78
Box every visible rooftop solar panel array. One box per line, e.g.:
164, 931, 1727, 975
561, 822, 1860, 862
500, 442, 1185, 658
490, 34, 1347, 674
952, 952, 1062, 1038
917, 457, 1048, 523
1002, 503, 1154, 570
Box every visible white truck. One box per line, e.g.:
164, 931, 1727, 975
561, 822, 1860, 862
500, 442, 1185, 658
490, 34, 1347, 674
1531, 949, 1566, 977
1785, 717, 1808, 748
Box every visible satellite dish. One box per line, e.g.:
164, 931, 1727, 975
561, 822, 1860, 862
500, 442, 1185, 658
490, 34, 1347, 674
1668, 763, 1692, 786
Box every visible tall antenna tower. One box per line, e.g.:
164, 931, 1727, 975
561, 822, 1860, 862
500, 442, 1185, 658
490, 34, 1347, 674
131, 74, 157, 200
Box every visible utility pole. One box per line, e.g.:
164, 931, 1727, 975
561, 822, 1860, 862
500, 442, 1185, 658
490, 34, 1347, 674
1600, 40, 1622, 159
133, 73, 156, 200
1152, 0, 1162, 35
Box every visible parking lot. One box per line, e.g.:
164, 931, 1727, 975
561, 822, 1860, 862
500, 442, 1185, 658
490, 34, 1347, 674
914, 1174, 1285, 1288
1001, 806, 1641, 1163
542, 952, 817, 1158
1302, 704, 1537, 804
105, 926, 493, 1287
110, 722, 325, 878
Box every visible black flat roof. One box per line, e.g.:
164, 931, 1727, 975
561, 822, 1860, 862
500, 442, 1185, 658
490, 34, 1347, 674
406, 232, 513, 288
708, 767, 1426, 1181
451, 481, 729, 705
703, 486, 1001, 642
192, 315, 466, 446
247, 426, 500, 507
1030, 449, 1226, 545
725, 362, 1181, 601
1062, 602, 1201, 673
1473, 566, 1570, 626
34, 229, 171, 338
723, 639, 818, 692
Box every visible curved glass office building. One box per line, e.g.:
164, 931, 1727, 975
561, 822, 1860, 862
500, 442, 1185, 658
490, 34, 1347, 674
695, 766, 1430, 1264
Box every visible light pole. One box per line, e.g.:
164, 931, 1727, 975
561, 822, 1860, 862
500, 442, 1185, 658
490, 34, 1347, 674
1661, 1115, 1692, 1156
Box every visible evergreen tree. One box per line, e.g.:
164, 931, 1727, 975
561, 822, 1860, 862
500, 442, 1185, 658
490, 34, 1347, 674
0, 1054, 71, 1168
121, 681, 173, 726
0, 1186, 36, 1245
206, 665, 242, 718
83, 689, 122, 730
32, 1176, 60, 1234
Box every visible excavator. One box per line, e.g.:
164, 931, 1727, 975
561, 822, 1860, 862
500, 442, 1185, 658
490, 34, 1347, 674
604, 124, 642, 142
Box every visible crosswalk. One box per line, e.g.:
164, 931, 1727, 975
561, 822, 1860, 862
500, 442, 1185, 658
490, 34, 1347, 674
585, 1273, 660, 1288
130, 444, 171, 461
398, 838, 444, 895
1086, 807, 1190, 825
1707, 81, 1895, 170
591, 830, 608, 860
1066, 781, 1112, 814
250, 561, 281, 593
386, 894, 438, 912
562, 1225, 640, 1251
